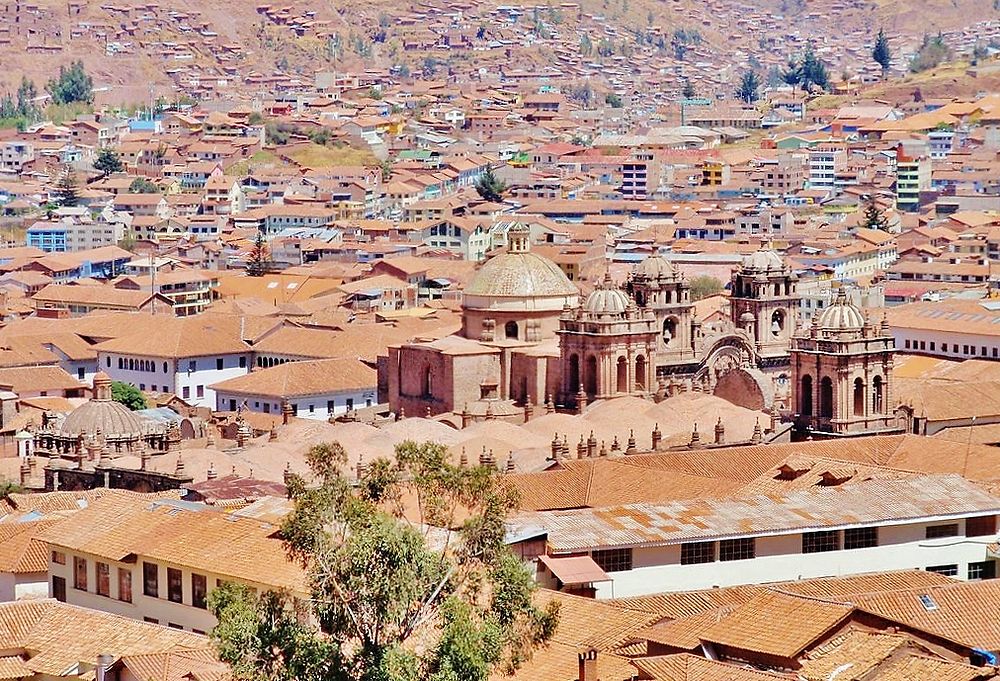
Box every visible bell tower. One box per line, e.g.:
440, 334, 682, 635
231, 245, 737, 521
628, 256, 695, 363
730, 243, 798, 359
791, 290, 897, 436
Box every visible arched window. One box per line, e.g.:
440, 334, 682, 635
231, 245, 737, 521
504, 320, 518, 340
820, 377, 834, 418
853, 378, 865, 416
568, 354, 580, 394
771, 309, 785, 337
616, 356, 628, 393
422, 366, 433, 397
635, 355, 646, 391
128, 359, 135, 371
801, 375, 813, 416
163, 362, 168, 373
117, 357, 123, 369
585, 356, 598, 396
872, 376, 884, 413
663, 317, 677, 346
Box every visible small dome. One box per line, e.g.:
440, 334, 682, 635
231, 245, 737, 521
816, 290, 865, 330
741, 241, 785, 272
634, 255, 677, 279
59, 400, 147, 440
584, 286, 632, 315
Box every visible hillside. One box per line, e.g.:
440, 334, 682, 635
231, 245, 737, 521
0, 0, 996, 105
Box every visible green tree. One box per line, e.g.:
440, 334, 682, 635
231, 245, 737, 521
783, 44, 828, 91
46, 60, 94, 105
605, 92, 622, 108
16, 77, 38, 119
245, 230, 273, 277
110, 381, 147, 410
379, 158, 393, 181
689, 275, 723, 301
54, 167, 81, 207
737, 71, 761, 104
682, 79, 695, 99
474, 165, 507, 203
860, 197, 890, 232
909, 33, 952, 73
94, 148, 124, 177
872, 28, 892, 77
128, 177, 159, 193
211, 441, 558, 681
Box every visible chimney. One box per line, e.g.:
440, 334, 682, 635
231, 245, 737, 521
96, 653, 114, 681
578, 648, 598, 681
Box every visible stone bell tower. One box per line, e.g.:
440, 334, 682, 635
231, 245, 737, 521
730, 243, 798, 359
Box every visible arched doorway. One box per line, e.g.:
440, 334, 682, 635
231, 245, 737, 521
853, 378, 865, 416
820, 377, 834, 418
872, 376, 884, 413
635, 355, 646, 391
504, 320, 518, 340
568, 354, 580, 394
585, 356, 598, 397
616, 357, 628, 393
422, 366, 432, 397
801, 375, 813, 415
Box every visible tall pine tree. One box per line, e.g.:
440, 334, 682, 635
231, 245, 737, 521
873, 28, 892, 77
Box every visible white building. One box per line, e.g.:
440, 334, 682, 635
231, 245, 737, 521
94, 316, 252, 408
888, 298, 1000, 361
807, 149, 845, 193
514, 475, 1000, 599
211, 357, 377, 418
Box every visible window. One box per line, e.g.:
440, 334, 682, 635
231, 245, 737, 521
168, 622, 183, 630
327, 400, 335, 413
802, 530, 840, 553
591, 548, 633, 573
52, 550, 66, 565
191, 573, 207, 609
926, 564, 958, 577
926, 524, 959, 539
78, 367, 85, 380
167, 567, 183, 603
52, 575, 66, 602
844, 527, 878, 549
968, 561, 997, 581
143, 562, 158, 597
967, 516, 997, 537
182, 386, 190, 399
163, 362, 168, 373
719, 538, 755, 561
118, 568, 132, 603
239, 356, 246, 368
73, 556, 88, 591
96, 562, 110, 597
216, 358, 224, 370
143, 617, 159, 624
680, 541, 715, 565
196, 385, 204, 399
187, 360, 196, 372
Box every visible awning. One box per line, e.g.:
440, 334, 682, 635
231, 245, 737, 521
539, 554, 611, 585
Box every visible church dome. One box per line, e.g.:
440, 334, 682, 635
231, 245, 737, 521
584, 284, 632, 315
741, 248, 785, 272
816, 290, 865, 330
463, 224, 578, 310
634, 255, 677, 279
58, 372, 147, 439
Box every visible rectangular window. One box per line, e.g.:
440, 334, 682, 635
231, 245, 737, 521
191, 573, 207, 609
96, 561, 110, 597
844, 527, 878, 549
968, 561, 997, 581
74, 556, 87, 591
327, 400, 335, 413
216, 358, 224, 370
196, 385, 204, 398
719, 538, 756, 561
182, 386, 190, 399
926, 564, 958, 577
802, 530, 840, 553
680, 541, 715, 565
167, 567, 183, 603
52, 575, 66, 602
926, 524, 959, 539
591, 548, 633, 573
143, 617, 159, 624
143, 561, 158, 597
967, 516, 997, 537
239, 356, 247, 368
52, 550, 66, 565
118, 568, 132, 603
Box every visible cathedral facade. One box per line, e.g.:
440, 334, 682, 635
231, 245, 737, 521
383, 227, 798, 421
